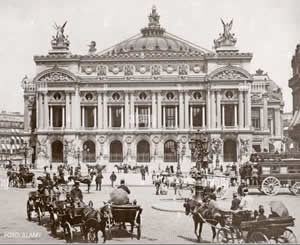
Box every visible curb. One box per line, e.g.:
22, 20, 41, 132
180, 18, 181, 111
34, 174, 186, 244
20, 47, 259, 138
152, 203, 185, 213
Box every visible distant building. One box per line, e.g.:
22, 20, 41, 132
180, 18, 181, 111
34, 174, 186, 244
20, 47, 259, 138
0, 111, 25, 164
288, 44, 300, 149
22, 7, 284, 170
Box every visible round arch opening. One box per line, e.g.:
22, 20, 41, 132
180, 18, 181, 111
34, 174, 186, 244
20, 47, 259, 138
52, 140, 63, 163
223, 139, 237, 162
137, 140, 150, 162
110, 140, 123, 162
83, 140, 96, 162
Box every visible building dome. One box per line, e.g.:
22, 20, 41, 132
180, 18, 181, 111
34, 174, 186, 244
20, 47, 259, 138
100, 6, 208, 56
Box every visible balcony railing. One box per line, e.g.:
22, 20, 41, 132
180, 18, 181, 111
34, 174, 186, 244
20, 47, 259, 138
110, 153, 123, 162
137, 153, 150, 162
164, 153, 177, 162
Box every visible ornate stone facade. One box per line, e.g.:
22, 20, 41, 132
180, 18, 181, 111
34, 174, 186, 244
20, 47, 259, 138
22, 7, 284, 171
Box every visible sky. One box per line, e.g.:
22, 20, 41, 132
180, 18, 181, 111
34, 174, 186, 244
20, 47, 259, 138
0, 0, 299, 113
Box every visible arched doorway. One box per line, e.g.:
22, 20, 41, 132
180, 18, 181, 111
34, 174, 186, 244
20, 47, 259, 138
137, 140, 150, 162
110, 140, 123, 162
224, 139, 237, 162
164, 140, 177, 162
83, 140, 96, 162
52, 140, 63, 163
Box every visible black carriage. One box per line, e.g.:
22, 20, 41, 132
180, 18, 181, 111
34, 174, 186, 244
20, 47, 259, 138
27, 191, 45, 225
240, 153, 300, 196
217, 214, 297, 243
107, 204, 142, 240
50, 200, 96, 243
17, 171, 36, 188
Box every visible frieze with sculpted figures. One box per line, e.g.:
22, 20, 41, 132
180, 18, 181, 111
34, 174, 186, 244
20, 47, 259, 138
108, 64, 124, 75
151, 64, 161, 77
162, 64, 177, 74
38, 72, 74, 82
212, 69, 248, 80
124, 64, 134, 76
81, 65, 96, 75
135, 64, 151, 74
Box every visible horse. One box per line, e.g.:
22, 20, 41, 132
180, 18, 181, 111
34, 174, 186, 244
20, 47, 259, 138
68, 175, 92, 193
78, 202, 112, 243
7, 170, 18, 187
114, 164, 126, 173
183, 198, 226, 242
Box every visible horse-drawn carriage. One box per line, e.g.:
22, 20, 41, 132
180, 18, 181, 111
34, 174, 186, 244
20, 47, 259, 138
107, 204, 142, 240
240, 152, 300, 196
8, 167, 35, 188
217, 202, 297, 243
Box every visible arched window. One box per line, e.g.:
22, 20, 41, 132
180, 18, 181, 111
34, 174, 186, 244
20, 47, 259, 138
52, 140, 63, 163
110, 140, 123, 162
137, 140, 150, 162
83, 140, 96, 162
164, 140, 177, 162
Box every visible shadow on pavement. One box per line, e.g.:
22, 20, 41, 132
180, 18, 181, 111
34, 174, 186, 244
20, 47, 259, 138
178, 235, 211, 243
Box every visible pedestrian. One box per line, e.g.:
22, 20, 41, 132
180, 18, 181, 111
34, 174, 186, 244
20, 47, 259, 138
44, 165, 47, 173
50, 163, 53, 172
170, 165, 174, 174
165, 165, 170, 174
252, 165, 259, 186
152, 170, 156, 184
230, 193, 241, 211
173, 176, 178, 195
110, 171, 117, 187
140, 166, 146, 181
145, 165, 149, 176
155, 175, 161, 195
70, 166, 74, 176
95, 171, 103, 191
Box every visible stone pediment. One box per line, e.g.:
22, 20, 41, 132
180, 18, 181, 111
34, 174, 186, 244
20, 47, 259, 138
208, 65, 252, 81
34, 66, 76, 83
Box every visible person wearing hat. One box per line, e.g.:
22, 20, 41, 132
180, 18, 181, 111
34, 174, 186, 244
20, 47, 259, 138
257, 205, 267, 221
239, 188, 252, 211
70, 181, 83, 202
118, 179, 130, 194
230, 192, 241, 211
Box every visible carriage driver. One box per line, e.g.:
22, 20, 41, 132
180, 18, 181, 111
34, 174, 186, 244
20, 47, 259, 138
70, 181, 83, 203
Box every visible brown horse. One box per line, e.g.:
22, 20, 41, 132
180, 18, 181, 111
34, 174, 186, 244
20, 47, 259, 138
183, 198, 225, 242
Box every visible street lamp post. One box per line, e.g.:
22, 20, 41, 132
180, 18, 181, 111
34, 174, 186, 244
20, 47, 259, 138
188, 130, 209, 202
23, 142, 28, 167
75, 147, 81, 168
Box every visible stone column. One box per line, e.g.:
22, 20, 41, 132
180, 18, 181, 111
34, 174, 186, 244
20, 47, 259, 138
162, 106, 165, 128
157, 91, 162, 128
216, 90, 221, 128
260, 107, 264, 130
50, 106, 53, 127
121, 107, 124, 128
81, 106, 85, 128
73, 86, 81, 129
190, 106, 193, 128
263, 95, 268, 130
44, 93, 49, 129
247, 88, 252, 128
152, 93, 156, 128
148, 106, 151, 127
245, 89, 251, 128
239, 90, 244, 128
211, 90, 216, 128
222, 104, 225, 127
202, 105, 205, 127
39, 93, 43, 129
234, 104, 238, 127
135, 106, 138, 128
275, 109, 281, 136
36, 94, 39, 129
206, 89, 210, 128
130, 92, 135, 128
97, 93, 102, 129
124, 92, 129, 128
65, 93, 70, 128
175, 106, 178, 128
62, 106, 65, 128
179, 91, 184, 129
103, 93, 107, 128
94, 107, 97, 128
71, 92, 75, 128
109, 106, 112, 128
184, 92, 189, 128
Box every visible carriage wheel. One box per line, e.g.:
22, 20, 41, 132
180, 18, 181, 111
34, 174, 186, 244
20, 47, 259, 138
247, 231, 270, 243
261, 176, 280, 196
137, 225, 141, 240
27, 201, 32, 221
277, 229, 297, 243
64, 222, 73, 242
87, 227, 98, 243
50, 213, 57, 236
217, 227, 235, 243
290, 182, 300, 196
37, 207, 42, 225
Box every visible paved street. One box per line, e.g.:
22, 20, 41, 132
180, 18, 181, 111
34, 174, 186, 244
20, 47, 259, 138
0, 184, 300, 244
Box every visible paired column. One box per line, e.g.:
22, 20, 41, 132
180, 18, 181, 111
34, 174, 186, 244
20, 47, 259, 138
65, 93, 71, 128
202, 105, 205, 127
157, 91, 162, 128
162, 106, 165, 128
238, 90, 244, 128
216, 90, 221, 128
206, 89, 210, 128
175, 106, 178, 128
211, 90, 216, 128
184, 92, 189, 128
103, 93, 108, 129
260, 107, 264, 130
81, 106, 85, 127
93, 107, 97, 128
50, 106, 53, 127
190, 106, 193, 128
62, 106, 65, 128
222, 104, 225, 127
38, 93, 43, 129
263, 95, 268, 130
234, 104, 238, 127
121, 107, 124, 128
152, 93, 157, 128
179, 91, 184, 129
97, 93, 102, 129
148, 106, 151, 127
130, 92, 135, 128
245, 89, 251, 128
275, 109, 281, 136
44, 92, 49, 129
124, 92, 129, 128
109, 106, 112, 128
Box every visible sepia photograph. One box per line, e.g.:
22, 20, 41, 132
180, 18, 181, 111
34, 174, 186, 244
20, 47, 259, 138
0, 0, 300, 243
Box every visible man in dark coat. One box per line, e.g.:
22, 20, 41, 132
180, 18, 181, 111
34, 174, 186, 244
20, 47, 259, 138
70, 181, 83, 202
110, 171, 117, 187
230, 193, 241, 211
117, 179, 131, 194
95, 171, 103, 191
